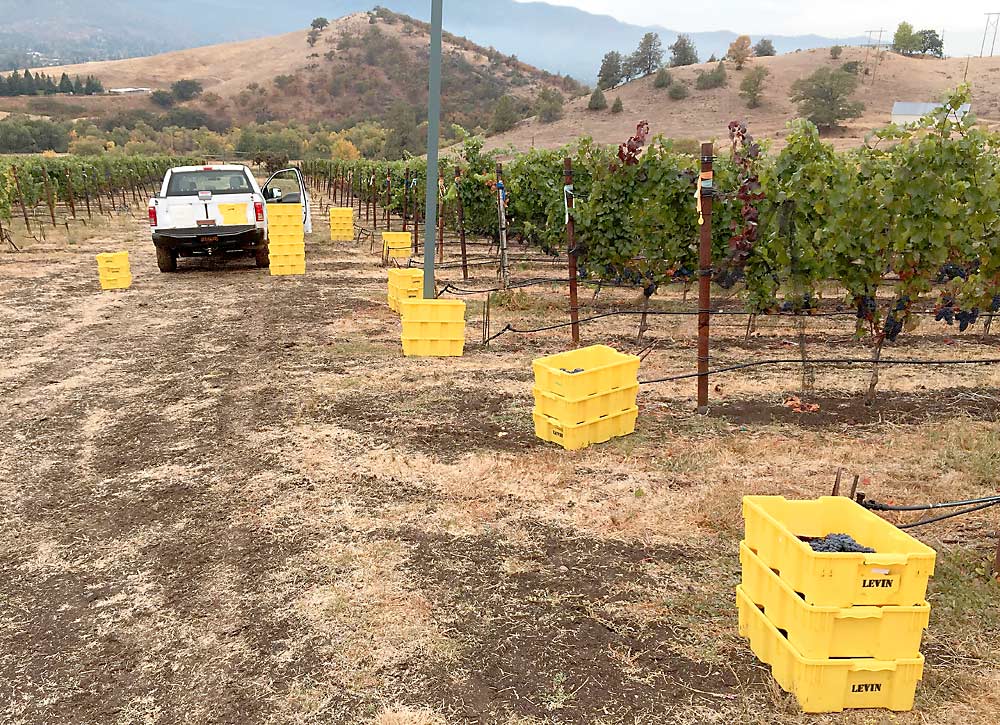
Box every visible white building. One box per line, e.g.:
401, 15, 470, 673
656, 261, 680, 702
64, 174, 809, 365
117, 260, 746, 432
891, 102, 971, 126
108, 87, 153, 96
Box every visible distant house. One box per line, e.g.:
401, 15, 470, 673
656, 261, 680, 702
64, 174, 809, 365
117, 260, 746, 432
891, 102, 971, 126
108, 87, 152, 96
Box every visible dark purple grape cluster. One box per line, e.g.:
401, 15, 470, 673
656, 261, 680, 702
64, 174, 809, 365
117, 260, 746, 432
956, 308, 980, 332
883, 314, 904, 341
856, 296, 877, 320
935, 295, 956, 324
805, 533, 876, 554
780, 293, 817, 314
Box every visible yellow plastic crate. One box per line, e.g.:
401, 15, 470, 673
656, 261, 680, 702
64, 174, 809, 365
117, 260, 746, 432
267, 203, 303, 219
533, 406, 638, 451
218, 203, 248, 225
383, 231, 412, 259
533, 345, 641, 400
740, 543, 929, 660
387, 269, 425, 312
737, 587, 924, 713
99, 274, 132, 291
270, 262, 306, 277
743, 497, 936, 607
269, 241, 305, 254
401, 337, 465, 357
533, 384, 639, 426
330, 208, 355, 241
96, 251, 129, 266
271, 251, 306, 266
96, 251, 130, 275
402, 319, 467, 340
399, 298, 466, 323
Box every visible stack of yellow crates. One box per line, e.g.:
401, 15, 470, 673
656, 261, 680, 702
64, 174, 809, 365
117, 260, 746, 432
398, 298, 466, 357
96, 252, 132, 290
268, 204, 305, 276
382, 231, 412, 261
531, 345, 641, 450
387, 269, 423, 313
330, 208, 354, 241
738, 496, 936, 714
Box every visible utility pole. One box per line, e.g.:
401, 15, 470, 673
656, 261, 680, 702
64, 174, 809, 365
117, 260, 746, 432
870, 28, 886, 84
422, 0, 443, 300
982, 13, 1000, 57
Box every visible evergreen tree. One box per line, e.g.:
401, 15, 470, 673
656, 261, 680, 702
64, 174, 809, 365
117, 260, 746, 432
72, 76, 85, 94
84, 76, 103, 95
611, 96, 624, 113
58, 73, 74, 94
633, 33, 665, 76
598, 51, 624, 89
588, 86, 608, 110
669, 35, 699, 67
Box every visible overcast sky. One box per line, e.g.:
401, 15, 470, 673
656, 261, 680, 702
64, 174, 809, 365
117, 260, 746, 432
521, 0, 996, 54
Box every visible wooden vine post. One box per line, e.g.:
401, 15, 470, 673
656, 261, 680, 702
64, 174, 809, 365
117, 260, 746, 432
11, 166, 31, 234
43, 172, 57, 227
696, 142, 715, 414
65, 169, 76, 219
564, 157, 581, 347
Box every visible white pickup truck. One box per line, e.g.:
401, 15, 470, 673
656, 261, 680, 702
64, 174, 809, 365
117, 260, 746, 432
148, 164, 312, 272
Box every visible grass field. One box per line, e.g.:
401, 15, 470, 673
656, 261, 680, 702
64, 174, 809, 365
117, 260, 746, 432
1, 207, 998, 724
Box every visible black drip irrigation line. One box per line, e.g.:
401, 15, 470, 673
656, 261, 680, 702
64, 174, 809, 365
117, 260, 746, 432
638, 357, 1000, 384
865, 495, 1000, 512
861, 493, 1000, 530
895, 500, 1000, 529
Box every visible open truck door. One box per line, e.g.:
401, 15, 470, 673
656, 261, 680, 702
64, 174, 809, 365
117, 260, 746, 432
263, 168, 312, 234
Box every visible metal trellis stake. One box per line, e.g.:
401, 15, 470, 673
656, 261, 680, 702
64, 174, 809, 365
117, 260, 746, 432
697, 142, 714, 414
496, 162, 510, 290
564, 157, 580, 347
422, 0, 444, 299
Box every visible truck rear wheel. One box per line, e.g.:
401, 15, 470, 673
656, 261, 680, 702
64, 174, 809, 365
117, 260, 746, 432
255, 246, 270, 269
156, 246, 178, 273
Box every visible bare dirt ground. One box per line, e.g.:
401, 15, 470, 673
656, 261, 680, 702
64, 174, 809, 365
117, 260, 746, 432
1, 206, 998, 725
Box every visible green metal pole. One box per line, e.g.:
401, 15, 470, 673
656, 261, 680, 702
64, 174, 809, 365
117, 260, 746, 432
423, 0, 444, 299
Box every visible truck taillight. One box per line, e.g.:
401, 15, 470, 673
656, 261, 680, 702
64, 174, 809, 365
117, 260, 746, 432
254, 201, 265, 223
148, 206, 157, 227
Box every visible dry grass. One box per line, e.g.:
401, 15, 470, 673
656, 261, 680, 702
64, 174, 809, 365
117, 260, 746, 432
0, 205, 997, 723
487, 48, 1000, 154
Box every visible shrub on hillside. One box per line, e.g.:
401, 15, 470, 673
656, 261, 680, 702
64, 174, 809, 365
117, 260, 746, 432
653, 68, 672, 88
668, 83, 689, 100
611, 96, 624, 113
830, 45, 843, 59
695, 62, 727, 90
535, 88, 565, 123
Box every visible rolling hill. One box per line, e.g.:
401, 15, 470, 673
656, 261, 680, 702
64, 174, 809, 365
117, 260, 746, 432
485, 48, 1000, 153
4, 0, 871, 82
21, 12, 584, 130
